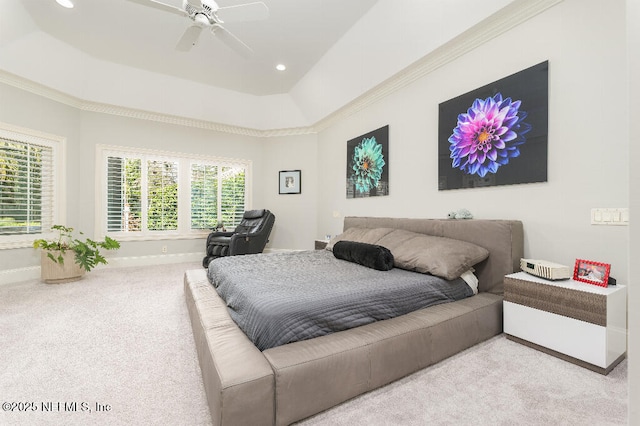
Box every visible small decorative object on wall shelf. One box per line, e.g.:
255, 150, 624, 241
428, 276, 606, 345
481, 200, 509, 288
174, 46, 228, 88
573, 259, 611, 287
279, 170, 301, 194
347, 125, 389, 198
438, 61, 548, 190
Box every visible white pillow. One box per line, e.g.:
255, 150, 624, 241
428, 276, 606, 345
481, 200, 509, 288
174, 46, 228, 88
460, 268, 479, 295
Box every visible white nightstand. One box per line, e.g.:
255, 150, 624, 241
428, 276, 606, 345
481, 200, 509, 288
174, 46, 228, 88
503, 271, 627, 375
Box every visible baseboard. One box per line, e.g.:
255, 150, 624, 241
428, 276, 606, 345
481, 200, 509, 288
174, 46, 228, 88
0, 252, 203, 285
263, 248, 300, 253
104, 252, 203, 269
0, 266, 40, 285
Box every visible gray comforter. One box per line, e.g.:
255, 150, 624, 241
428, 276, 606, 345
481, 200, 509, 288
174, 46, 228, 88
207, 250, 474, 350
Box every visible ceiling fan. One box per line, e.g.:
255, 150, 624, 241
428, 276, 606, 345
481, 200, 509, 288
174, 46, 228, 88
128, 0, 269, 58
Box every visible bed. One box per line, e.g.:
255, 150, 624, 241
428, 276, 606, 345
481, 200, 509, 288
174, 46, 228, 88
184, 217, 524, 425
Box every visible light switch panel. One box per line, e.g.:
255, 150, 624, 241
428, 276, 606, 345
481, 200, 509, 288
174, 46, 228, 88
591, 208, 629, 226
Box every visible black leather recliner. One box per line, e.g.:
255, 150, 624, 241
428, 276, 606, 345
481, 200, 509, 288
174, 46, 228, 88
203, 209, 275, 268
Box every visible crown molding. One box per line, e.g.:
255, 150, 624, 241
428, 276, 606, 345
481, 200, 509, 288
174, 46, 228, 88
0, 0, 562, 138
81, 102, 267, 137
0, 68, 317, 138
0, 69, 84, 110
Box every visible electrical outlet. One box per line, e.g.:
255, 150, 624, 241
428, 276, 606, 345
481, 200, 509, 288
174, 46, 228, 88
161, 245, 168, 253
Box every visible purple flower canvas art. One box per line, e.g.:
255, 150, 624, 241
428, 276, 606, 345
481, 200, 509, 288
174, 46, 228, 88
449, 93, 531, 178
438, 61, 548, 190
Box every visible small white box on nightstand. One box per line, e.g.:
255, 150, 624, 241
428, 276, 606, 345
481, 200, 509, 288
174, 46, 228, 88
520, 258, 572, 280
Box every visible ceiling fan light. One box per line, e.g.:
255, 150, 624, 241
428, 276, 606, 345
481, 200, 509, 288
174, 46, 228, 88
55, 0, 74, 8
276, 64, 286, 71
194, 13, 210, 25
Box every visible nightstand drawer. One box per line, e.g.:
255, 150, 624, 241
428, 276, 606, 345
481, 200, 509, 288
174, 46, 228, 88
504, 301, 608, 367
505, 276, 606, 326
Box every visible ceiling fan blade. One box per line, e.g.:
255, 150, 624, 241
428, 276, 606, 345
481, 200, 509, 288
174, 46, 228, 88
127, 0, 187, 17
176, 25, 204, 51
185, 0, 205, 10
213, 25, 253, 59
216, 2, 269, 23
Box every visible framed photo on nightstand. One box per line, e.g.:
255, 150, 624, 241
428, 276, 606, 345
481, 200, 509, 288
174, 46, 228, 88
573, 259, 610, 287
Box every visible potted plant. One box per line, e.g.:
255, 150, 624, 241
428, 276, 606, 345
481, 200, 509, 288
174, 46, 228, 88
33, 225, 120, 284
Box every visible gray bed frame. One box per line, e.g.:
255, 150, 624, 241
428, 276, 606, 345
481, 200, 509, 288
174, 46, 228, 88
184, 217, 524, 425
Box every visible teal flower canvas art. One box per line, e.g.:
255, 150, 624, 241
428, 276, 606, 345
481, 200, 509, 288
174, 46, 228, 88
347, 125, 389, 198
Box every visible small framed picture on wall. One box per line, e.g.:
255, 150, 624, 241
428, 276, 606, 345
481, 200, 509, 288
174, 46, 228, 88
279, 170, 301, 194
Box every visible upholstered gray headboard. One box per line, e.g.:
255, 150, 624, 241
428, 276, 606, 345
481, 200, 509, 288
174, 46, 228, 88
343, 217, 524, 295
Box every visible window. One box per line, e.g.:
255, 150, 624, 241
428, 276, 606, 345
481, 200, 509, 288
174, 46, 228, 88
0, 123, 64, 249
190, 163, 218, 230
191, 165, 246, 230
99, 145, 251, 240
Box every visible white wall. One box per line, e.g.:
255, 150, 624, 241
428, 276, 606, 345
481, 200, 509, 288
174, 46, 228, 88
0, 83, 80, 271
260, 134, 319, 250
627, 0, 638, 421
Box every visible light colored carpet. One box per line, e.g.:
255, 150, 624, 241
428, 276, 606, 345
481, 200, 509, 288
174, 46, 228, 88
0, 262, 210, 426
0, 263, 627, 425
298, 336, 628, 426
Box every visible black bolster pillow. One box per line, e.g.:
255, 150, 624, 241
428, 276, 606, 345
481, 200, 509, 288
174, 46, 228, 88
332, 240, 394, 271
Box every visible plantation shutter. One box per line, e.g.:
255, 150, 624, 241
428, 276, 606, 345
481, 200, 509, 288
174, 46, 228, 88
106, 156, 142, 232
220, 167, 245, 227
190, 163, 218, 230
100, 146, 250, 237
106, 157, 124, 231
0, 138, 53, 235
147, 160, 178, 231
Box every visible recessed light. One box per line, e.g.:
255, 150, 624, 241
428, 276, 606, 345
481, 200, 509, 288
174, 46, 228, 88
276, 64, 286, 71
56, 0, 74, 8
